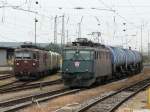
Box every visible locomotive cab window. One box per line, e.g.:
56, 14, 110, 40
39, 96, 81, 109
15, 52, 22, 59
64, 50, 93, 60
23, 52, 31, 59
95, 51, 98, 60
63, 50, 76, 60
94, 51, 97, 59
36, 52, 39, 59
15, 51, 32, 59
79, 51, 93, 60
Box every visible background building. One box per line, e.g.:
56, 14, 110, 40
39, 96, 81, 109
0, 47, 14, 66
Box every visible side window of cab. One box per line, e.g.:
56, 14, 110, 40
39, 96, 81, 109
33, 53, 36, 59
36, 52, 39, 60
95, 51, 96, 59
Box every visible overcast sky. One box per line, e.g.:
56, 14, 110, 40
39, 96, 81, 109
0, 0, 150, 51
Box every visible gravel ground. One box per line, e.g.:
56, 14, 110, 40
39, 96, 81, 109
0, 66, 13, 71
21, 68, 150, 112
0, 74, 11, 76
116, 90, 150, 112
29, 73, 61, 84
0, 73, 61, 87
115, 68, 150, 112
0, 73, 62, 101
0, 77, 16, 86
0, 84, 64, 102
0, 66, 13, 74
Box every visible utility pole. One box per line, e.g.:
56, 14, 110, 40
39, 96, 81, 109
148, 31, 149, 44
113, 15, 116, 39
141, 24, 143, 53
34, 1, 38, 45
78, 16, 83, 39
78, 22, 81, 38
94, 16, 101, 43
148, 31, 150, 57
61, 15, 65, 54
92, 32, 101, 43
66, 30, 68, 43
35, 18, 38, 45
66, 17, 69, 44
54, 15, 57, 44
123, 22, 126, 48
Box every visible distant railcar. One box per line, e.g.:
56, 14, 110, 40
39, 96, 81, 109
14, 43, 61, 80
62, 38, 143, 87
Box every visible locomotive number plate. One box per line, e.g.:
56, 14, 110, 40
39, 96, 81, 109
74, 61, 80, 67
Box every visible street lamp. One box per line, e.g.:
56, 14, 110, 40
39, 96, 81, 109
35, 18, 38, 45
34, 1, 38, 45
122, 22, 127, 48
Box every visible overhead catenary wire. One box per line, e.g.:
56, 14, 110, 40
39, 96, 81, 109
96, 0, 143, 49
97, 0, 140, 29
0, 3, 53, 20
0, 0, 143, 45
0, 2, 55, 42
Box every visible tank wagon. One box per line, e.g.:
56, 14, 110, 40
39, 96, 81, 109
62, 38, 143, 87
14, 43, 61, 80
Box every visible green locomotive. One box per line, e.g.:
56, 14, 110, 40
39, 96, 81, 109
62, 38, 112, 87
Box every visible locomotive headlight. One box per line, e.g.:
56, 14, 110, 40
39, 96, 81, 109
16, 63, 19, 66
33, 63, 36, 66
66, 68, 68, 71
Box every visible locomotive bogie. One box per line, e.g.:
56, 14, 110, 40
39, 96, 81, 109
62, 72, 95, 87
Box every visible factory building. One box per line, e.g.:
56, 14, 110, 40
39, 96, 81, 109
0, 47, 14, 66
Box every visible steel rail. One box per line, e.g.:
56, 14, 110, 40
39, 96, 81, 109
0, 88, 81, 112
0, 81, 29, 93
75, 78, 150, 112
0, 79, 62, 94
0, 74, 14, 80
0, 80, 20, 89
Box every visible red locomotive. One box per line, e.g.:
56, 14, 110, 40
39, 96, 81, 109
14, 43, 61, 80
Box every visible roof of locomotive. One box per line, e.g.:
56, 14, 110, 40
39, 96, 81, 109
64, 45, 110, 52
15, 47, 46, 52
15, 43, 48, 52
64, 38, 109, 51
15, 47, 61, 56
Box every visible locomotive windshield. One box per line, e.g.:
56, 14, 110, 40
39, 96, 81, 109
15, 51, 32, 59
64, 50, 75, 60
63, 50, 93, 60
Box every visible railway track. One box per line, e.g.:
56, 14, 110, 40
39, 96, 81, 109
74, 78, 150, 112
0, 74, 14, 80
0, 88, 81, 112
0, 80, 23, 89
0, 81, 29, 93
0, 79, 62, 94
